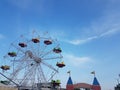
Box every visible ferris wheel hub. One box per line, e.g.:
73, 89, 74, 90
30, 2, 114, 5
25, 50, 41, 63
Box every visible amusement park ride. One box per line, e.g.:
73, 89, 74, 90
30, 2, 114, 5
0, 31, 65, 90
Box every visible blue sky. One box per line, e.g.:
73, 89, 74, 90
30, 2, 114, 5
0, 0, 120, 90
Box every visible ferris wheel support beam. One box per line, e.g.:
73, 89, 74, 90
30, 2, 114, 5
20, 64, 37, 86
48, 70, 58, 81
0, 72, 19, 87
10, 56, 29, 81
37, 64, 47, 83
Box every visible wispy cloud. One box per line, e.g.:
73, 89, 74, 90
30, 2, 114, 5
67, 27, 120, 45
66, 36, 98, 45
64, 53, 92, 67
0, 34, 5, 39
61, 0, 120, 45
64, 13, 120, 45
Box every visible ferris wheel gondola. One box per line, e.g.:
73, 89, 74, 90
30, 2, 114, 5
0, 65, 10, 71
18, 42, 27, 47
44, 40, 52, 45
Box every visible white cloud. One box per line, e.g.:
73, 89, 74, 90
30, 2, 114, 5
64, 12, 120, 45
64, 53, 91, 66
99, 25, 120, 37
66, 36, 98, 45
61, 0, 120, 45
67, 27, 120, 45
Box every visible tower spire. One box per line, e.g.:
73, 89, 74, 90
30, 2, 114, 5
66, 71, 74, 90
91, 71, 101, 90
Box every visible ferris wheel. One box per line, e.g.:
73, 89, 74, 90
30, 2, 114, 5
0, 31, 65, 87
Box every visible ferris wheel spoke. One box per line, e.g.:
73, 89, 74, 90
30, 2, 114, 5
40, 44, 60, 58
41, 61, 58, 73
11, 55, 29, 62
11, 43, 25, 54
10, 62, 25, 80
39, 45, 47, 56
40, 50, 53, 58
10, 61, 33, 81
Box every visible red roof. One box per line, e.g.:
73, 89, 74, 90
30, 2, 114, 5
74, 83, 92, 89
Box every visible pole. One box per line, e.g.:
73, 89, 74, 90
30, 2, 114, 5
67, 71, 71, 77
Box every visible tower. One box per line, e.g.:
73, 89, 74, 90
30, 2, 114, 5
66, 76, 74, 90
91, 77, 101, 90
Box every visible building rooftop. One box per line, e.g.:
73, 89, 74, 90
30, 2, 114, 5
93, 77, 100, 86
67, 76, 73, 85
